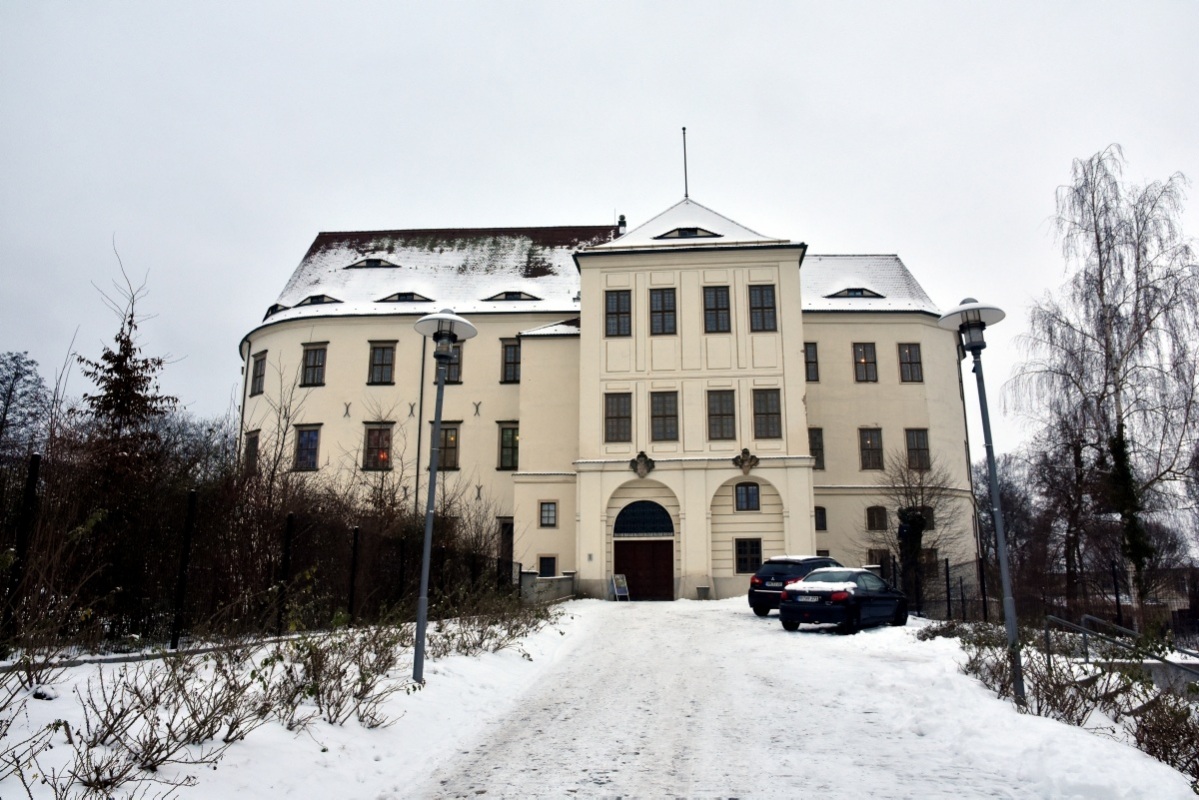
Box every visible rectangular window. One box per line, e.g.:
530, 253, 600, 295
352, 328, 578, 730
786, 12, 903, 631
808, 428, 824, 470
501, 340, 521, 383
859, 428, 883, 470
906, 428, 931, 470
301, 345, 327, 386
649, 288, 677, 335
898, 343, 923, 383
868, 548, 893, 580
735, 482, 760, 511
650, 391, 678, 441
853, 343, 878, 383
250, 352, 267, 396
748, 285, 777, 332
804, 342, 819, 382
866, 506, 888, 531
363, 424, 392, 470
243, 430, 260, 475
538, 556, 557, 577
605, 290, 631, 337
753, 389, 782, 439
816, 549, 830, 557
540, 501, 558, 528
814, 506, 827, 531
294, 425, 320, 471
707, 390, 736, 440
368, 343, 395, 385
735, 538, 762, 574
439, 424, 459, 469
704, 286, 731, 333
498, 423, 519, 470
604, 393, 632, 443
444, 344, 463, 383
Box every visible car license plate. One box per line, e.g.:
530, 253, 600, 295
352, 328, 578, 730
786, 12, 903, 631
797, 595, 819, 603
766, 581, 783, 588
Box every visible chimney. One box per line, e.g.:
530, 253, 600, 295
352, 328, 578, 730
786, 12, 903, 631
617, 214, 627, 236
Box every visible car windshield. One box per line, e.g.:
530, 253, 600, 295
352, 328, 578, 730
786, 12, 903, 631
756, 562, 813, 578
802, 569, 857, 583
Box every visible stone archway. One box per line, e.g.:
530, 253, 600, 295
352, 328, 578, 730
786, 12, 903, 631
613, 500, 675, 601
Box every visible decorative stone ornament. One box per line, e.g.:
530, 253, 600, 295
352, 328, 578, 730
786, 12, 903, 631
732, 448, 759, 475
629, 451, 655, 478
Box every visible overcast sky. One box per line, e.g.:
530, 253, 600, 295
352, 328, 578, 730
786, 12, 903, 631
2, 1, 1196, 456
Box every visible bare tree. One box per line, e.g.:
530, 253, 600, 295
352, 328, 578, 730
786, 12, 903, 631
1014, 145, 1199, 600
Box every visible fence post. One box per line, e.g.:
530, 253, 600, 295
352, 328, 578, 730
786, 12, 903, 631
169, 489, 197, 650
348, 526, 360, 624
276, 513, 295, 637
3, 453, 40, 640
1111, 559, 1124, 628
977, 557, 989, 623
944, 558, 952, 619
959, 576, 966, 621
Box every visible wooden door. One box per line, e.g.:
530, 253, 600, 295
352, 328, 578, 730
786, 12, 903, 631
614, 540, 674, 600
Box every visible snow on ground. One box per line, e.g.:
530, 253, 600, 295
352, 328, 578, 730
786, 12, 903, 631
6, 598, 1193, 799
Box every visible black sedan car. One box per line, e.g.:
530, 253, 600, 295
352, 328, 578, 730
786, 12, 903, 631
747, 555, 842, 616
778, 567, 908, 633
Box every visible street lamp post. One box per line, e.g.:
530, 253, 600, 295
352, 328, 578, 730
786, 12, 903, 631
939, 298, 1026, 705
412, 309, 477, 684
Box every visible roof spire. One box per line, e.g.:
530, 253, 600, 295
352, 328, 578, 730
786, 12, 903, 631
682, 126, 689, 199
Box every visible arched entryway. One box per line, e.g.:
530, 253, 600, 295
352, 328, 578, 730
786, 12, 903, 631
613, 500, 675, 601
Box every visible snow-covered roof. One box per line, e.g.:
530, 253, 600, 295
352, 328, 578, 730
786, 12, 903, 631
261, 226, 617, 325
590, 198, 788, 250
520, 318, 581, 338
802, 255, 938, 315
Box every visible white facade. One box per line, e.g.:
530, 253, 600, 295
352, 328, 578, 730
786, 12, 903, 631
239, 199, 977, 600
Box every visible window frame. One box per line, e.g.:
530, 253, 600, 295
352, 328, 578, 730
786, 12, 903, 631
898, 343, 924, 383
250, 351, 267, 396
866, 505, 888, 531
604, 393, 632, 443
438, 423, 460, 470
605, 290, 632, 337
497, 423, 519, 470
649, 288, 677, 336
300, 345, 327, 387
735, 482, 760, 512
808, 427, 825, 470
539, 501, 558, 528
804, 342, 819, 382
734, 538, 763, 574
243, 429, 260, 475
650, 391, 679, 442
853, 342, 878, 383
814, 506, 827, 531
501, 339, 521, 384
906, 428, 931, 471
367, 342, 396, 385
293, 425, 321, 471
703, 285, 731, 333
748, 284, 777, 332
859, 428, 884, 470
707, 389, 736, 440
752, 389, 782, 439
538, 555, 557, 577
362, 423, 393, 471
443, 343, 463, 384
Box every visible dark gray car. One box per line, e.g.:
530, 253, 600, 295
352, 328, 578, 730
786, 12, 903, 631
747, 555, 842, 616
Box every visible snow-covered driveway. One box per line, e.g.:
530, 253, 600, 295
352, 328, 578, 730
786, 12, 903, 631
411, 599, 1191, 799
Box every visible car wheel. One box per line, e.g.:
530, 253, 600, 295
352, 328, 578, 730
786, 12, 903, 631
782, 619, 800, 632
752, 605, 770, 617
839, 608, 861, 635
890, 601, 909, 627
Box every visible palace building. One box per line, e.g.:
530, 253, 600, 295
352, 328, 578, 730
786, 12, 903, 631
238, 198, 977, 600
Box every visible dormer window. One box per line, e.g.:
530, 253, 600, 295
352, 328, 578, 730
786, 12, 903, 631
297, 294, 341, 306
654, 226, 722, 240
827, 287, 884, 299
485, 291, 540, 302
347, 258, 399, 269
263, 303, 289, 320
379, 292, 433, 303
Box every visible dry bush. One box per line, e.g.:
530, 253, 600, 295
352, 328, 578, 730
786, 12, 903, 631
1131, 689, 1199, 791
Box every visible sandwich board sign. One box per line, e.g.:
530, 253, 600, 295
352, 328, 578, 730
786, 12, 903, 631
612, 574, 630, 601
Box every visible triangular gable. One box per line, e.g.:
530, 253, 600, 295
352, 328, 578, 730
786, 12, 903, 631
591, 198, 788, 250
